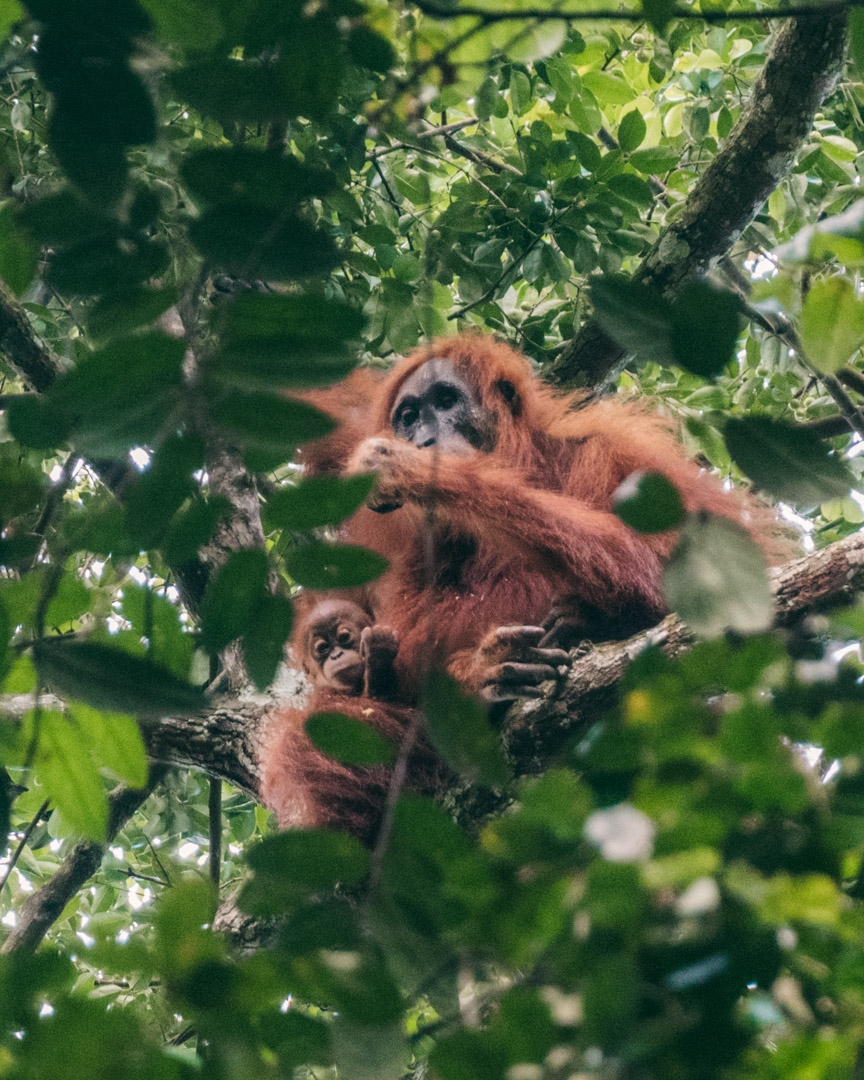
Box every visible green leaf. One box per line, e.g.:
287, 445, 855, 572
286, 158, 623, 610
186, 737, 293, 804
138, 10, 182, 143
46, 236, 170, 296
607, 173, 654, 210
32, 638, 206, 717
35, 711, 108, 842
724, 416, 854, 505
591, 276, 740, 378
171, 59, 283, 122
613, 471, 684, 533
0, 593, 10, 685
17, 188, 117, 246
181, 148, 333, 209
285, 541, 388, 590
641, 0, 676, 30
510, 69, 531, 114
43, 333, 185, 459
47, 125, 128, 205
590, 276, 673, 363
851, 8, 864, 80
347, 24, 396, 73
200, 549, 269, 652
264, 474, 376, 531
774, 199, 864, 264
663, 512, 774, 638
799, 278, 864, 373
207, 390, 336, 452
6, 395, 71, 451
0, 0, 21, 39
71, 705, 149, 788
430, 1030, 508, 1080
245, 829, 370, 901
242, 593, 294, 691
163, 497, 230, 565
669, 280, 741, 378
618, 110, 647, 152
45, 575, 90, 628
0, 456, 47, 524
717, 105, 734, 139
305, 712, 395, 766
154, 879, 219, 973
393, 168, 431, 205
140, 0, 224, 51
124, 433, 204, 546
627, 145, 680, 173
0, 203, 36, 294
86, 286, 178, 343
570, 131, 601, 173
423, 671, 510, 789
581, 71, 634, 106
190, 204, 340, 280
221, 291, 365, 343
171, 31, 341, 123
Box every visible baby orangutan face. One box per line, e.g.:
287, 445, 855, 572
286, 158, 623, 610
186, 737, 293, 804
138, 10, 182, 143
304, 600, 373, 694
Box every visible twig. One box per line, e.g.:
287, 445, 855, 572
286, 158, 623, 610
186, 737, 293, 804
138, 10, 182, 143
145, 833, 172, 887
367, 118, 480, 160
208, 778, 221, 888
802, 414, 859, 438
0, 799, 50, 898
837, 368, 864, 399
371, 158, 415, 252
125, 868, 170, 888
1, 766, 168, 955
441, 131, 521, 175
736, 295, 864, 441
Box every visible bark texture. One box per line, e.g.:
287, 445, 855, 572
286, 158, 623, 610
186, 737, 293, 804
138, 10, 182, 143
3, 531, 863, 955
0, 280, 61, 392
551, 13, 848, 389
503, 530, 864, 768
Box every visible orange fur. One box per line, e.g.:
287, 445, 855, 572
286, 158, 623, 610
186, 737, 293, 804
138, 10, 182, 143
262, 332, 782, 832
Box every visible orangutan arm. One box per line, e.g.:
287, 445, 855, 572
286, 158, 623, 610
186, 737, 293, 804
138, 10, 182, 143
350, 437, 666, 616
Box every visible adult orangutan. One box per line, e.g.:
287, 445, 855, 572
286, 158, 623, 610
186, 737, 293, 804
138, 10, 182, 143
337, 332, 775, 702
259, 598, 439, 843
260, 331, 775, 836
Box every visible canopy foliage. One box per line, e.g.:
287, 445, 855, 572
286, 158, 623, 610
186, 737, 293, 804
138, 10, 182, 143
2, 0, 864, 1077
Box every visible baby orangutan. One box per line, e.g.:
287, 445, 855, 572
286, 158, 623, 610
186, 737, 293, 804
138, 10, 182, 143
260, 599, 439, 845
302, 598, 400, 701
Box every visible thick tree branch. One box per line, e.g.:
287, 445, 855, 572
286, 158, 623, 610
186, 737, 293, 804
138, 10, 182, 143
503, 531, 864, 767
550, 13, 848, 389
415, 0, 862, 23
3, 531, 848, 797
3, 534, 861, 955
0, 279, 62, 391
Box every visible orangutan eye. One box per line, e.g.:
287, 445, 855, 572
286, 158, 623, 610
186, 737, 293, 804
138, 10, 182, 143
435, 386, 459, 411
313, 638, 329, 658
337, 628, 353, 647
398, 404, 418, 428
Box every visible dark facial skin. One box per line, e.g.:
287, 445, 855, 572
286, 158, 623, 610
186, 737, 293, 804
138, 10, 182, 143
391, 358, 495, 455
306, 602, 372, 694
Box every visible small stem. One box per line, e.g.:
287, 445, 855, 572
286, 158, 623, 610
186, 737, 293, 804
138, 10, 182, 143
0, 800, 50, 898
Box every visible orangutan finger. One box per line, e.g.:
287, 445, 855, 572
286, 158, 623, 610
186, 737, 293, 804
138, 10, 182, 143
494, 662, 558, 685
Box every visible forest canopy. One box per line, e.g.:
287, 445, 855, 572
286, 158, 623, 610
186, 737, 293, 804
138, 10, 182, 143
1, 0, 864, 1077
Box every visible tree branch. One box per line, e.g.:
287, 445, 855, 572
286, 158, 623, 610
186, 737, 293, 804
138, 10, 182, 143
550, 12, 848, 388
0, 765, 168, 955
2, 532, 850, 799
414, 0, 862, 24
3, 534, 862, 955
502, 531, 864, 767
0, 279, 62, 391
